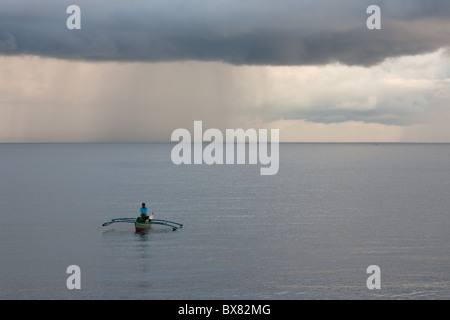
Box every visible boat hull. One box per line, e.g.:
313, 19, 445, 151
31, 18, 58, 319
135, 222, 152, 233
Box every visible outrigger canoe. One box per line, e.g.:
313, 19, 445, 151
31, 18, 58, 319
135, 221, 152, 233
102, 216, 183, 233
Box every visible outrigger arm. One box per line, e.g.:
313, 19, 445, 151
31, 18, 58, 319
102, 217, 183, 231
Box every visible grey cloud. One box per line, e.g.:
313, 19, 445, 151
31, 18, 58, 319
279, 107, 415, 126
0, 0, 449, 66
0, 31, 17, 52
262, 91, 440, 127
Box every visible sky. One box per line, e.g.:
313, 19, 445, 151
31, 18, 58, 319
1, 0, 450, 142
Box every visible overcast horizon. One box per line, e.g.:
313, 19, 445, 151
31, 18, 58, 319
1, 0, 450, 142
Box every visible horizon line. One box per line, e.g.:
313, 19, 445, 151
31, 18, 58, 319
1, 141, 450, 144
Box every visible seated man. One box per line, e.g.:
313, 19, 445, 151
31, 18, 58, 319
136, 202, 150, 222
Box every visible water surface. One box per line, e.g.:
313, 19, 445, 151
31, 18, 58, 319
1, 143, 449, 299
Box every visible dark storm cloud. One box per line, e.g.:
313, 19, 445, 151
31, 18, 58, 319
0, 0, 449, 66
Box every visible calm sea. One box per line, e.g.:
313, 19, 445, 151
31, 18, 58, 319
1, 143, 449, 299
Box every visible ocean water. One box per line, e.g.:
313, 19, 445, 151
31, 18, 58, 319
0, 143, 449, 299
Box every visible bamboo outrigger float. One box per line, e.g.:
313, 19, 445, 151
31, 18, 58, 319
102, 216, 183, 232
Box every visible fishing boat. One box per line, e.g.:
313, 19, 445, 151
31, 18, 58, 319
135, 220, 152, 233
135, 214, 154, 232
102, 216, 183, 233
